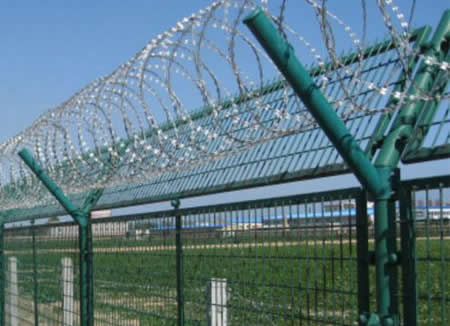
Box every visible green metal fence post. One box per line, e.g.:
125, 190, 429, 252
372, 10, 449, 325
373, 197, 392, 325
243, 9, 389, 201
399, 184, 417, 325
387, 198, 399, 322
244, 8, 449, 325
367, 26, 432, 152
18, 148, 101, 326
172, 199, 185, 326
77, 214, 94, 326
243, 9, 392, 325
31, 220, 39, 326
375, 9, 450, 169
79, 189, 102, 326
0, 219, 4, 326
356, 191, 370, 325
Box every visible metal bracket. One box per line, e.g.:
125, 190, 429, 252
360, 313, 380, 325
360, 313, 399, 326
389, 168, 401, 200
171, 198, 181, 210
368, 251, 401, 266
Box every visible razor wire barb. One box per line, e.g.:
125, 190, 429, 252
0, 0, 448, 212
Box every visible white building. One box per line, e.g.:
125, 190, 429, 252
48, 210, 129, 238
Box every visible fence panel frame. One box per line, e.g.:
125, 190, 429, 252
1, 175, 449, 325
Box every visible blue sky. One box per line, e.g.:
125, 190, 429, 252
1, 1, 448, 143
0, 1, 449, 213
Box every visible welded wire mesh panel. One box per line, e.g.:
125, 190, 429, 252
1, 31, 425, 224
179, 190, 362, 326
4, 228, 34, 326
92, 215, 178, 326
4, 222, 80, 326
6, 29, 428, 223
402, 64, 450, 163
93, 36, 416, 207
408, 180, 449, 326
3, 0, 442, 220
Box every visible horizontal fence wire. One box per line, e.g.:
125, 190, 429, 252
1, 176, 449, 325
178, 193, 361, 326
93, 215, 178, 326
4, 222, 80, 326
402, 67, 450, 163
1, 27, 428, 224
404, 178, 449, 326
3, 187, 362, 326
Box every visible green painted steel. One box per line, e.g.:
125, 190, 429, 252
2, 27, 427, 224
244, 8, 394, 323
366, 25, 432, 154
172, 199, 185, 326
18, 148, 100, 326
402, 62, 450, 162
0, 7, 448, 326
372, 10, 449, 325
5, 185, 366, 325
18, 149, 81, 224
375, 10, 450, 169
399, 183, 418, 326
356, 191, 370, 326
401, 175, 450, 326
244, 8, 449, 326
395, 10, 450, 164
243, 8, 389, 200
79, 222, 94, 326
373, 199, 392, 325
1, 176, 448, 325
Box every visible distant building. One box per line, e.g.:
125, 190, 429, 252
264, 202, 375, 228
49, 209, 129, 238
414, 206, 450, 221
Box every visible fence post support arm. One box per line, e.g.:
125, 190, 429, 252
18, 148, 83, 225
18, 148, 98, 326
243, 8, 390, 201
243, 8, 396, 326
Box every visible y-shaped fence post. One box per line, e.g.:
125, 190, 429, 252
244, 8, 449, 326
19, 148, 103, 326
243, 10, 391, 325
373, 10, 450, 326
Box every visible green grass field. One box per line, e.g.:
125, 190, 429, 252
5, 236, 448, 326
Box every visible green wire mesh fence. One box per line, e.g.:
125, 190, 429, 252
1, 175, 448, 326
399, 177, 450, 326
4, 223, 81, 326
0, 1, 449, 325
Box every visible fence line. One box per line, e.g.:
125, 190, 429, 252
1, 175, 448, 325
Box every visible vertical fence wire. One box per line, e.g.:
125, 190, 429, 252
0, 177, 449, 325
92, 214, 178, 326
4, 220, 80, 326
406, 180, 449, 326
